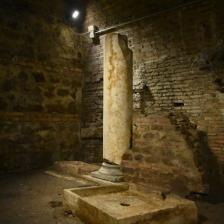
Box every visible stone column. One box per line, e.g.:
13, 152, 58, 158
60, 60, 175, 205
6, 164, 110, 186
92, 33, 133, 182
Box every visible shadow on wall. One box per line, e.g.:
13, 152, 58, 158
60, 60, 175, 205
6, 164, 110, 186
197, 131, 224, 202
169, 112, 224, 202
192, 40, 224, 93
187, 42, 224, 201
140, 84, 155, 114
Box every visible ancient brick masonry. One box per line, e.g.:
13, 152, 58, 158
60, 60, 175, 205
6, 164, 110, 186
81, 39, 103, 163
83, 0, 224, 196
1, 0, 223, 198
122, 113, 203, 193
0, 0, 83, 172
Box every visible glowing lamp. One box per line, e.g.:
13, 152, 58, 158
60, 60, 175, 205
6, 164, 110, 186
72, 10, 80, 19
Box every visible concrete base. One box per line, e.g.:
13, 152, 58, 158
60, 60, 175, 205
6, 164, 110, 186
63, 185, 198, 224
91, 162, 124, 182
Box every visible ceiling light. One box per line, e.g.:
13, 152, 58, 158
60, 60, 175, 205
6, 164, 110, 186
72, 10, 80, 19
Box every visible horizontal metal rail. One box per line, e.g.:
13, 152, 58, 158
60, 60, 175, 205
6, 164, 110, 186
79, 0, 207, 37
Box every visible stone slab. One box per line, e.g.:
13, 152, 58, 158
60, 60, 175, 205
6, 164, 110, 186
63, 185, 197, 224
53, 161, 100, 177
91, 170, 124, 182
83, 175, 129, 187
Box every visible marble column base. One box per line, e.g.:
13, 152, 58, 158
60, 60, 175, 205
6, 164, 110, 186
91, 162, 124, 182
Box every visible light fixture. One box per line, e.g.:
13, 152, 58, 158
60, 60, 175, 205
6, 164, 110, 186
72, 10, 80, 19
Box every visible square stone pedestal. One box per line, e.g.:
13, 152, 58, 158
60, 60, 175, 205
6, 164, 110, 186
63, 185, 197, 224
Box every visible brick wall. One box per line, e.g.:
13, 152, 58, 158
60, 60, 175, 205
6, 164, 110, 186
0, 0, 83, 172
81, 38, 103, 163
82, 0, 224, 196
122, 113, 204, 193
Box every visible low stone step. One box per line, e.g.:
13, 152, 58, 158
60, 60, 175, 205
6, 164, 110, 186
52, 161, 100, 177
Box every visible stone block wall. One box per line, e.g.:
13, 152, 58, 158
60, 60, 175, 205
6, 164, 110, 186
0, 0, 83, 172
82, 0, 224, 196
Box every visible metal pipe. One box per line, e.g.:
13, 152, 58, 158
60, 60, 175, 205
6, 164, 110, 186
79, 0, 206, 37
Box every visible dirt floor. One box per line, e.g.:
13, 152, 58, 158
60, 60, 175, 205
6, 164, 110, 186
0, 170, 90, 224
196, 201, 224, 224
0, 170, 223, 224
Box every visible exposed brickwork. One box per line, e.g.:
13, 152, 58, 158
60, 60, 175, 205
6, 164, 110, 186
83, 0, 224, 195
122, 113, 203, 194
81, 40, 103, 162
1, 0, 223, 197
0, 0, 83, 172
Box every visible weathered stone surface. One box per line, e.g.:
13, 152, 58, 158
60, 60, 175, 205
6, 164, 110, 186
92, 162, 124, 182
121, 113, 204, 193
64, 185, 198, 224
53, 161, 100, 176
82, 0, 224, 196
0, 0, 84, 172
91, 33, 133, 182
0, 114, 81, 173
103, 33, 133, 165
1, 0, 224, 200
